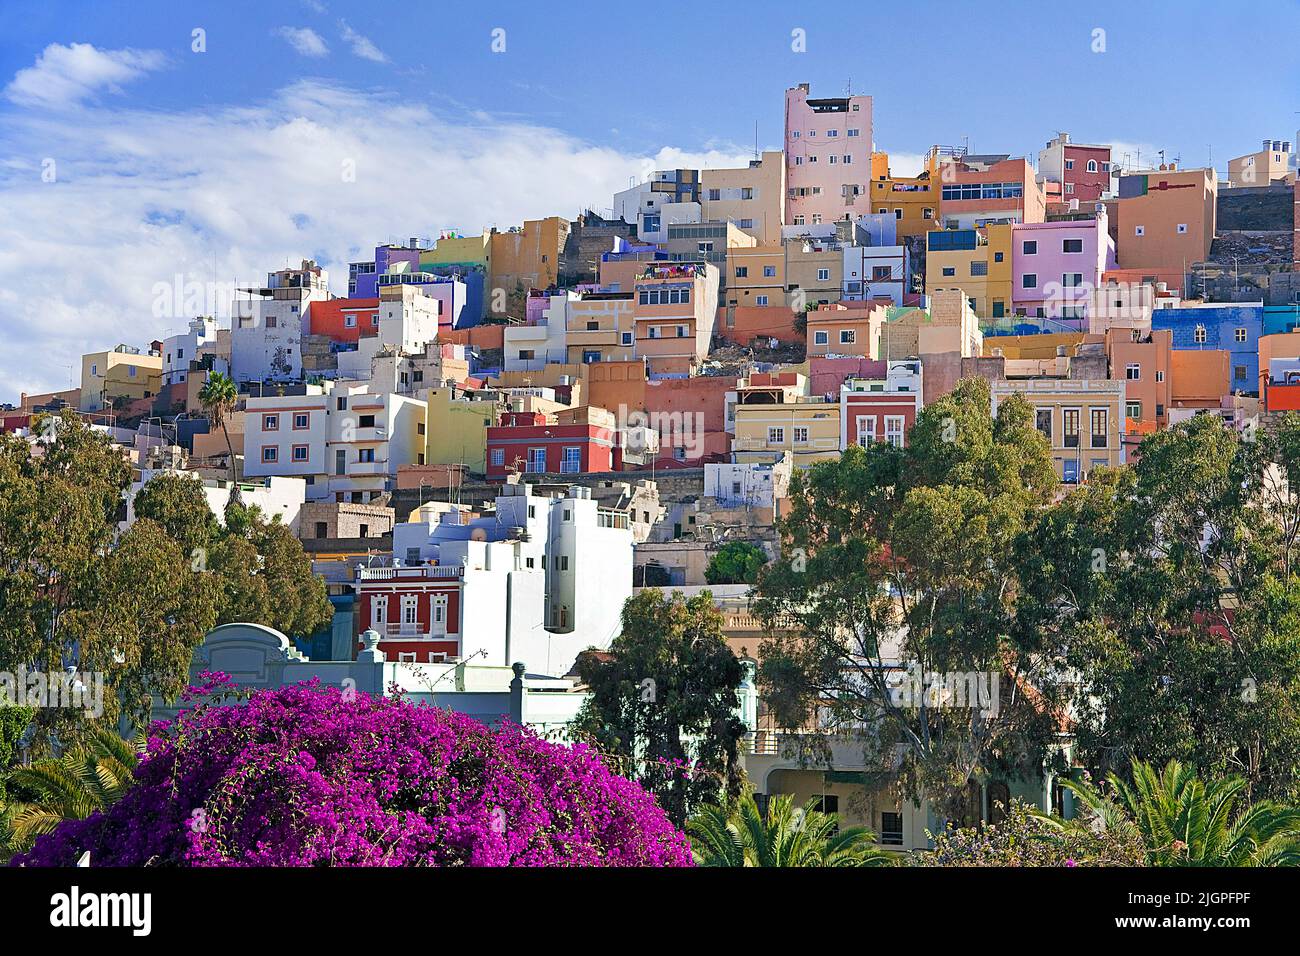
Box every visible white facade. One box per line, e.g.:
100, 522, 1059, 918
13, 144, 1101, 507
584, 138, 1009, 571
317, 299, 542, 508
124, 470, 307, 534
504, 294, 569, 371
842, 244, 907, 305
612, 180, 703, 243
704, 456, 792, 510
384, 483, 633, 677
162, 317, 219, 386
242, 383, 426, 502
230, 262, 331, 384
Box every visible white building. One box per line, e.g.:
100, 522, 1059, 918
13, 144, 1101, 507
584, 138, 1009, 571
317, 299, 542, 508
612, 174, 703, 244
503, 293, 570, 371
704, 454, 793, 510
123, 470, 307, 534
842, 244, 908, 305
161, 317, 220, 386
242, 382, 427, 503
373, 482, 633, 676
230, 261, 332, 384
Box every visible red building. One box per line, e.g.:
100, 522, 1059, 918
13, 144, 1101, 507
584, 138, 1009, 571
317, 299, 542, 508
486, 412, 618, 478
307, 297, 380, 345
839, 361, 924, 449
354, 565, 464, 661
1040, 133, 1112, 204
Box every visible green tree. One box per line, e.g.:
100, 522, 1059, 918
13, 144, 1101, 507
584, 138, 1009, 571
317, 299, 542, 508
1058, 759, 1300, 866
752, 378, 1064, 821
1, 724, 141, 859
198, 371, 239, 483
0, 706, 33, 802
688, 792, 893, 867
131, 471, 220, 560
574, 589, 746, 827
1018, 414, 1300, 802
705, 541, 769, 585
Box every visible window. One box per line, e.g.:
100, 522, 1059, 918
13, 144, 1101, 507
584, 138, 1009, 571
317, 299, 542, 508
763, 265, 777, 277
857, 415, 876, 444
1062, 273, 1084, 287
872, 266, 891, 280
490, 448, 505, 467
1126, 363, 1140, 380
993, 251, 1004, 262
814, 330, 828, 345
970, 261, 988, 277
1176, 223, 1188, 234
1194, 324, 1207, 344
847, 128, 860, 137
371, 595, 387, 627
767, 427, 784, 445
586, 320, 600, 331
793, 426, 809, 444
1234, 365, 1248, 382
293, 412, 309, 429
518, 349, 535, 361
1062, 409, 1080, 448
1234, 327, 1248, 343
734, 266, 748, 278
828, 155, 837, 165
358, 447, 375, 463
756, 295, 769, 306
880, 812, 904, 846
843, 155, 852, 164
1022, 273, 1038, 289
1090, 408, 1108, 448
358, 414, 375, 428
261, 414, 280, 431
923, 207, 933, 219
561, 447, 582, 473
527, 448, 546, 473
337, 397, 347, 411
840, 329, 856, 345
885, 415, 905, 448
262, 446, 278, 463
817, 268, 830, 282
1135, 225, 1145, 237
1064, 159, 1075, 171
1155, 370, 1165, 383
291, 444, 308, 462
1035, 408, 1052, 440
1087, 159, 1098, 173
1127, 401, 1142, 420
265, 316, 277, 328
1065, 183, 1074, 195
1062, 238, 1083, 253
1022, 240, 1038, 255
942, 267, 956, 277
621, 332, 633, 346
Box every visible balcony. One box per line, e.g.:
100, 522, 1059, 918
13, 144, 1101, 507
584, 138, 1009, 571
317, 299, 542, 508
357, 565, 465, 581
382, 622, 448, 640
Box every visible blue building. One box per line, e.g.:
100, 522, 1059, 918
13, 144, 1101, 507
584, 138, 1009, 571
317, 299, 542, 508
1151, 303, 1264, 395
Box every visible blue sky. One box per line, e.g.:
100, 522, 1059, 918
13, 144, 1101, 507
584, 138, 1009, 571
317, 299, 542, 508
0, 0, 1297, 398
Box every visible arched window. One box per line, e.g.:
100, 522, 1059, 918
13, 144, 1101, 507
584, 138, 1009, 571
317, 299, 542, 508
1087, 159, 1098, 173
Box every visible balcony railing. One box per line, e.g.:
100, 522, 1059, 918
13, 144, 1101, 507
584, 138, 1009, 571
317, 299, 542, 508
382, 622, 448, 639
357, 565, 464, 581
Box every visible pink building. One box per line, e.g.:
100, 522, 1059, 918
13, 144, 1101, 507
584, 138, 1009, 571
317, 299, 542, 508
1038, 133, 1113, 203
1012, 211, 1117, 327
784, 83, 873, 226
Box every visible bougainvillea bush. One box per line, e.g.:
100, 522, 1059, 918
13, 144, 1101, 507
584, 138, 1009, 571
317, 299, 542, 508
13, 675, 693, 867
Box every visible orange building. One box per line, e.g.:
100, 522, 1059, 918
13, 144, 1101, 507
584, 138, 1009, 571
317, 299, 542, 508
805, 302, 885, 358
1170, 349, 1231, 413
308, 297, 379, 344
1113, 166, 1216, 292
632, 262, 719, 376
1105, 328, 1172, 428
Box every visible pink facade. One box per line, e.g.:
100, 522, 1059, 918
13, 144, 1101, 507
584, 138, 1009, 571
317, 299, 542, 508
784, 84, 873, 226
1012, 214, 1117, 325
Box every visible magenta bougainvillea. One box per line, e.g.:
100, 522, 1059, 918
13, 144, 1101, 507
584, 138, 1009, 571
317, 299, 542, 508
14, 675, 693, 867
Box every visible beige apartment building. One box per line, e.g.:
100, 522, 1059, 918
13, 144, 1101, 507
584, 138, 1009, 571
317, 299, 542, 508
564, 291, 636, 365
701, 151, 786, 245
725, 245, 786, 309
990, 378, 1126, 483
80, 345, 163, 413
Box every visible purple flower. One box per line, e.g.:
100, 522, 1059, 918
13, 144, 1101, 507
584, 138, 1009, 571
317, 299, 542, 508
14, 678, 692, 868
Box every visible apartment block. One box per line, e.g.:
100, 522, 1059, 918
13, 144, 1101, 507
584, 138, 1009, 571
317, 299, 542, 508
1038, 133, 1114, 203
1012, 211, 1116, 325
1113, 166, 1217, 291
701, 152, 785, 244
991, 378, 1126, 482
633, 262, 719, 376
840, 359, 923, 449
80, 344, 163, 413
926, 224, 1014, 318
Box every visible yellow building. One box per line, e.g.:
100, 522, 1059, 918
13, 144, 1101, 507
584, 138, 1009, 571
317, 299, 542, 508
981, 332, 1087, 360
80, 345, 163, 412
990, 378, 1126, 483
425, 385, 499, 475
784, 238, 843, 309
1227, 139, 1294, 188
925, 222, 1014, 319
565, 291, 637, 365
701, 151, 786, 245
731, 372, 840, 468
488, 217, 570, 318
725, 245, 785, 309
420, 232, 491, 271
870, 151, 941, 240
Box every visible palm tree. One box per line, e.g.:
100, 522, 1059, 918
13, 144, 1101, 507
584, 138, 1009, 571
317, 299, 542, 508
1, 726, 142, 858
688, 792, 895, 867
198, 371, 240, 484
1059, 759, 1300, 867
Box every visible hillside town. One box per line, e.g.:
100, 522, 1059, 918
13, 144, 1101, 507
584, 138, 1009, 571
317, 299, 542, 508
5, 77, 1300, 878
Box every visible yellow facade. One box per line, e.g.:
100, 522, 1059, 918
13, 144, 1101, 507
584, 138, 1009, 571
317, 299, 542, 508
871, 152, 942, 240
425, 386, 498, 475
488, 217, 570, 317
565, 293, 636, 364
701, 151, 786, 245
80, 346, 163, 412
990, 378, 1126, 481
725, 245, 786, 308
732, 400, 841, 468
925, 223, 1013, 319
981, 332, 1086, 360
784, 243, 842, 309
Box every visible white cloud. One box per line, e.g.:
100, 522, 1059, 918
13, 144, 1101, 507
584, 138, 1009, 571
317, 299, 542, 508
0, 80, 758, 399
277, 26, 329, 58
5, 43, 166, 110
879, 151, 927, 178
339, 21, 387, 63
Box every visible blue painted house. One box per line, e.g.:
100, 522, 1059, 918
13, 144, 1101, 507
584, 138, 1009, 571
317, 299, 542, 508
1152, 303, 1264, 395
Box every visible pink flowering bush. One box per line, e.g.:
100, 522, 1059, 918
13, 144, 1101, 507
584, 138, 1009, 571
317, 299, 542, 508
13, 675, 693, 867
